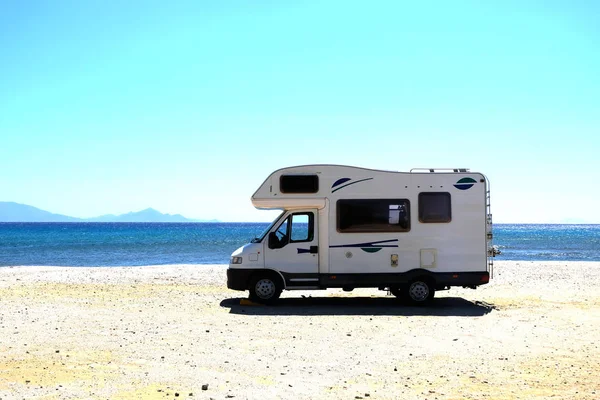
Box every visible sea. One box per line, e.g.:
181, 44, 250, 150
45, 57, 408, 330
0, 223, 599, 267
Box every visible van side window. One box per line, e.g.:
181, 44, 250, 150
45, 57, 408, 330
419, 192, 451, 223
280, 175, 319, 193
337, 199, 410, 232
270, 213, 314, 249
290, 213, 313, 242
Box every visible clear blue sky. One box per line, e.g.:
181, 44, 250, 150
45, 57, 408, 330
1, 1, 599, 222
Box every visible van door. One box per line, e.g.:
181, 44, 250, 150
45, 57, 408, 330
264, 210, 319, 276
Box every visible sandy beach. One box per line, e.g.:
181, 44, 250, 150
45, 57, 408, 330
1, 261, 599, 399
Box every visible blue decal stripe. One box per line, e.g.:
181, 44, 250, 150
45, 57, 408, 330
332, 178, 352, 188
330, 239, 398, 248
331, 244, 397, 248
297, 248, 311, 254
331, 178, 373, 193
454, 184, 474, 190
368, 239, 398, 245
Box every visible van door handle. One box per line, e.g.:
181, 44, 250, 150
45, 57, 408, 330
310, 246, 318, 254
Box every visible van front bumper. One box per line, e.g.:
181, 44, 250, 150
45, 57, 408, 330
227, 268, 255, 291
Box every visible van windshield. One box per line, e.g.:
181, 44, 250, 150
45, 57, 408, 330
251, 211, 285, 243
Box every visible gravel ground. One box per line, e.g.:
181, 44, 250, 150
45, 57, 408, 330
0, 261, 599, 399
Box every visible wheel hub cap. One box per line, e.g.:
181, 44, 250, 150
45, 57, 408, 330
256, 279, 276, 299
409, 282, 429, 301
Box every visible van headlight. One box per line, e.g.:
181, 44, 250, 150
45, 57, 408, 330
230, 256, 243, 264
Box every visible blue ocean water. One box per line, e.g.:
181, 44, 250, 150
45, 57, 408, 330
493, 224, 600, 262
0, 223, 599, 267
0, 223, 268, 267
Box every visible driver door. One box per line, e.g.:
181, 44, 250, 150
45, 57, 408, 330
264, 210, 319, 275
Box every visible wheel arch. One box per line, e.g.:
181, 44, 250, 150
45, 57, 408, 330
404, 268, 438, 285
249, 269, 287, 290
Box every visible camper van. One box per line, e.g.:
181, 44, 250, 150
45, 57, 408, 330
227, 165, 494, 304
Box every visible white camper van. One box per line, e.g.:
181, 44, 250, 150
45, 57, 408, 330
227, 165, 494, 304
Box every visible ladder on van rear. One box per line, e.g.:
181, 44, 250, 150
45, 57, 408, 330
485, 179, 495, 278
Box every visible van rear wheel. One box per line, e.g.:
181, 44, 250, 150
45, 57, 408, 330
249, 274, 282, 305
404, 278, 435, 305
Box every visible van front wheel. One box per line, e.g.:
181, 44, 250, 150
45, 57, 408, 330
249, 274, 282, 304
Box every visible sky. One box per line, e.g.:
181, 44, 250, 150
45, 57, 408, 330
1, 1, 599, 223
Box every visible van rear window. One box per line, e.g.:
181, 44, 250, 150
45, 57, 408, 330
419, 192, 452, 223
280, 175, 319, 193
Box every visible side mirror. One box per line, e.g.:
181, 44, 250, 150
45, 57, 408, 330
268, 232, 280, 249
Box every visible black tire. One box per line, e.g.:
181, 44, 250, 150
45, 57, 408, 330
249, 273, 283, 305
403, 278, 435, 305
389, 287, 403, 298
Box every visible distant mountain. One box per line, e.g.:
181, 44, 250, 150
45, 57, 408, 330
0, 202, 210, 223
87, 208, 195, 223
0, 202, 80, 222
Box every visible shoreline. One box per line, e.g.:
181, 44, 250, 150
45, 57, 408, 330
1, 261, 599, 399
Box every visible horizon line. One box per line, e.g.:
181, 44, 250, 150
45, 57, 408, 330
1, 221, 599, 225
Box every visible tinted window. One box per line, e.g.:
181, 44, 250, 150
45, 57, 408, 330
419, 192, 451, 223
337, 199, 410, 232
280, 175, 319, 193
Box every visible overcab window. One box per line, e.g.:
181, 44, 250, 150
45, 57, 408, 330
419, 192, 451, 223
337, 199, 410, 232
280, 175, 319, 193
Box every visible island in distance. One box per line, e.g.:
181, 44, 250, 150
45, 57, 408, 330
0, 202, 217, 223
